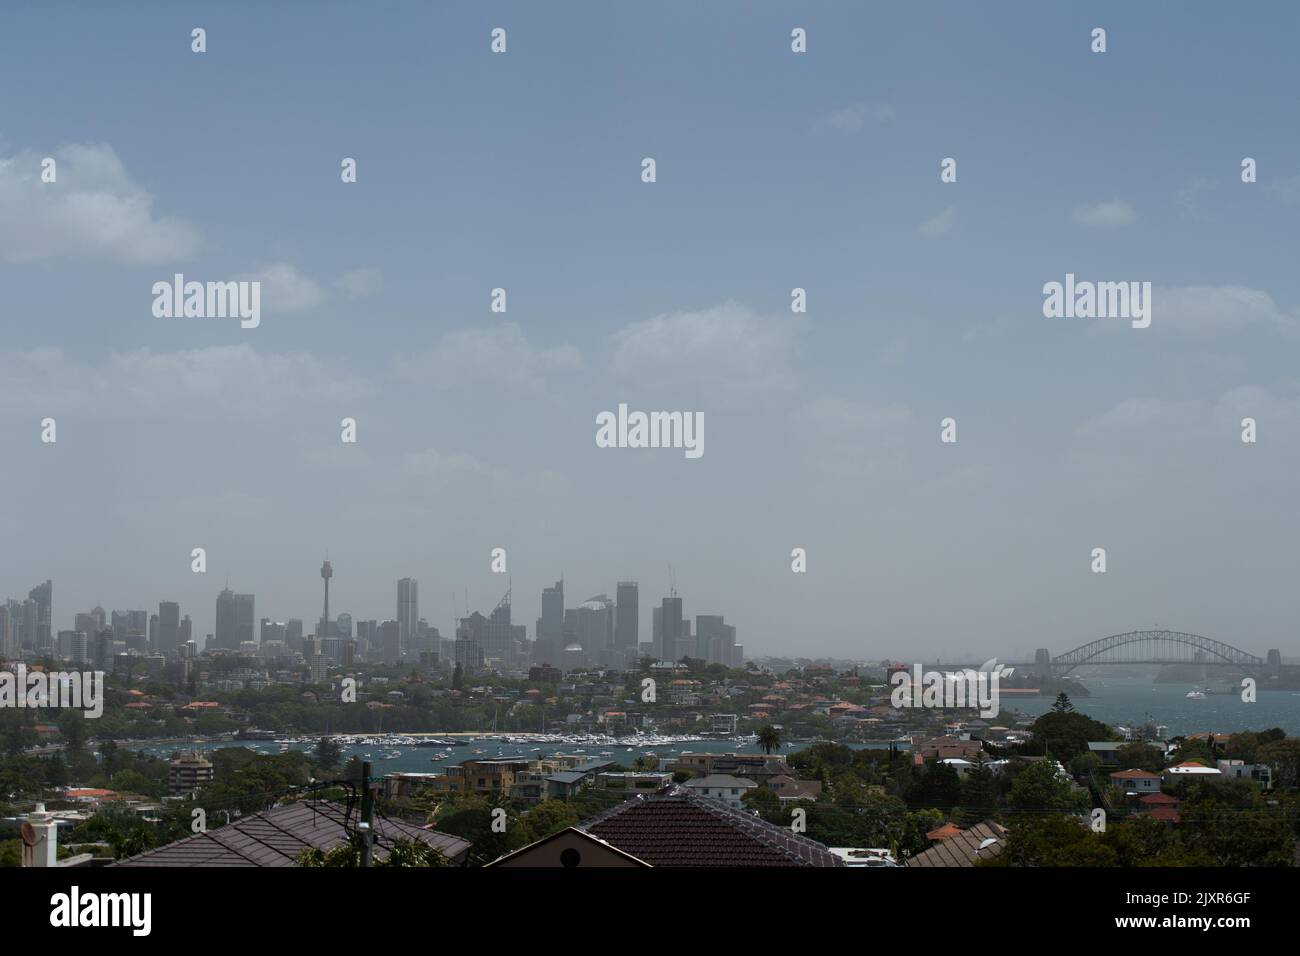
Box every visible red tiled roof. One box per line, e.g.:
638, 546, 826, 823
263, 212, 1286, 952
581, 794, 843, 867
1139, 792, 1181, 805
926, 822, 963, 841
1110, 769, 1160, 779
1149, 807, 1181, 823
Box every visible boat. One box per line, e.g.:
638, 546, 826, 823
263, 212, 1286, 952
1185, 688, 1206, 700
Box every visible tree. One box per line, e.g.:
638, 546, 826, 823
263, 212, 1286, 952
741, 786, 781, 820
1116, 741, 1165, 774
756, 725, 783, 755
1022, 710, 1113, 764
1008, 760, 1084, 811
315, 736, 342, 769
452, 664, 464, 691
1052, 692, 1075, 713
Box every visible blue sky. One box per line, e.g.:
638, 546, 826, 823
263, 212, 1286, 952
2, 1, 1299, 661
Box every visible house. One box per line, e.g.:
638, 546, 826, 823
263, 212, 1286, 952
1139, 792, 1182, 824
595, 772, 673, 797
1087, 741, 1124, 766
828, 847, 900, 867
486, 793, 844, 867
906, 821, 1007, 867
1216, 760, 1272, 789
114, 799, 471, 866
1109, 769, 1162, 794
764, 775, 822, 805
1162, 761, 1223, 782
911, 734, 983, 761
682, 774, 758, 809
925, 822, 964, 841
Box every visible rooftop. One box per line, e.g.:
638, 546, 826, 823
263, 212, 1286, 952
578, 793, 843, 867
113, 799, 471, 867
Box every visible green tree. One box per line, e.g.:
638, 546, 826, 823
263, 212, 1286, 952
756, 725, 783, 755
1052, 692, 1075, 713
1008, 759, 1084, 811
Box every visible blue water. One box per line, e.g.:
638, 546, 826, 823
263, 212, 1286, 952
121, 736, 859, 777
1009, 676, 1300, 735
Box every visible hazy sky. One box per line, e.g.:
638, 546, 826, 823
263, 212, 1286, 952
2, 2, 1299, 662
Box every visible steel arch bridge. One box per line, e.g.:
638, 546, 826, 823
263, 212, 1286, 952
1050, 629, 1264, 676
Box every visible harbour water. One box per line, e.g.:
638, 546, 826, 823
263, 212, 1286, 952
1009, 676, 1300, 735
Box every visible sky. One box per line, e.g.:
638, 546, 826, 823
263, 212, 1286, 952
1, 1, 1299, 662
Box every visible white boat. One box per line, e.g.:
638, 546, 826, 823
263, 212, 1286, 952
1186, 688, 1206, 699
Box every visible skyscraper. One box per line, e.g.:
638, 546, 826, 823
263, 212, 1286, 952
536, 578, 564, 662
659, 596, 683, 663
615, 581, 639, 656
158, 601, 181, 654
234, 593, 255, 646
215, 589, 236, 648
397, 578, 418, 652
28, 580, 51, 652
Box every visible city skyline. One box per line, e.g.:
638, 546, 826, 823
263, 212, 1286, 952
4, 4, 1300, 662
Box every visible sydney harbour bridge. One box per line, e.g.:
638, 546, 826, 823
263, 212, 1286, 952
938, 629, 1285, 678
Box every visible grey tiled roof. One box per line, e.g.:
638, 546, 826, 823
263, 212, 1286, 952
579, 793, 844, 867
113, 799, 470, 867
905, 821, 1007, 868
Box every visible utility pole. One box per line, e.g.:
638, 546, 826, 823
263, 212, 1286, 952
359, 760, 373, 867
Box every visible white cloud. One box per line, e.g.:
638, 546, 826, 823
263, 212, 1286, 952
919, 206, 956, 237
0, 143, 202, 264
0, 344, 367, 419
824, 102, 895, 133
610, 301, 802, 395
1150, 285, 1297, 338
334, 267, 384, 299
1072, 199, 1136, 227
241, 262, 326, 313
396, 322, 582, 392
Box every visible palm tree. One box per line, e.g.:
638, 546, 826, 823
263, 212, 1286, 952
756, 724, 783, 755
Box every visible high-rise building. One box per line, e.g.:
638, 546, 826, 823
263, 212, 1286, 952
380, 619, 400, 665
0, 601, 22, 656
215, 590, 235, 648
335, 612, 352, 639
576, 595, 614, 665
215, 590, 253, 649
397, 578, 418, 652
234, 594, 255, 646
536, 578, 564, 663
457, 592, 526, 671
158, 602, 181, 654
286, 619, 304, 650
128, 609, 148, 641
658, 596, 683, 663
695, 614, 737, 666
615, 582, 639, 656
28, 580, 52, 652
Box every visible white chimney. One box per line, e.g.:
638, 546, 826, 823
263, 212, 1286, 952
21, 803, 58, 867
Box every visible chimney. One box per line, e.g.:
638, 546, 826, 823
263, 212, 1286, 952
21, 803, 58, 867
